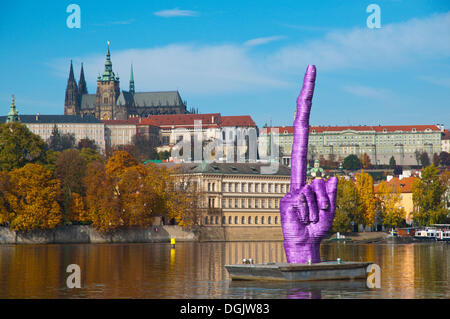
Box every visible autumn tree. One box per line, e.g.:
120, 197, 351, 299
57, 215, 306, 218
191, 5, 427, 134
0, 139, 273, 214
54, 149, 88, 223
332, 177, 362, 233
0, 171, 9, 225
0, 122, 47, 171
360, 153, 372, 169
84, 160, 122, 232
171, 165, 206, 228
412, 165, 448, 226
355, 170, 376, 227
376, 181, 405, 228
3, 164, 62, 232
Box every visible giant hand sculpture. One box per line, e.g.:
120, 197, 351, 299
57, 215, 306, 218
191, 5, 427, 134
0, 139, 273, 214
280, 65, 338, 264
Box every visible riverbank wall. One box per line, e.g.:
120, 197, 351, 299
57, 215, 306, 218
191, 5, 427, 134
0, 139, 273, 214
0, 225, 198, 244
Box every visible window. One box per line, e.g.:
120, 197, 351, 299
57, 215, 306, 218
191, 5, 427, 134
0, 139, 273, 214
228, 216, 232, 224
222, 216, 225, 224
241, 216, 245, 224
104, 97, 108, 104
261, 216, 265, 224
241, 199, 245, 208
268, 216, 271, 224
215, 216, 219, 224
255, 216, 258, 224
234, 216, 238, 224
248, 216, 252, 224
205, 217, 208, 224
275, 216, 278, 224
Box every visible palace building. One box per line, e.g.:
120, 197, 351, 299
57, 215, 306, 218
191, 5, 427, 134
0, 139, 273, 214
64, 42, 190, 121
260, 124, 444, 166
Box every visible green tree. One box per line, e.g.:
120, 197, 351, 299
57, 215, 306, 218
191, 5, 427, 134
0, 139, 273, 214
48, 125, 75, 151
432, 153, 440, 167
343, 154, 361, 170
129, 134, 158, 162
412, 165, 448, 226
0, 122, 47, 171
77, 138, 98, 151
79, 147, 102, 164
389, 156, 396, 169
420, 152, 430, 167
158, 150, 170, 161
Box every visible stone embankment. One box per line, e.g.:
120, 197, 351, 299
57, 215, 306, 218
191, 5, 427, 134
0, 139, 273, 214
0, 225, 198, 244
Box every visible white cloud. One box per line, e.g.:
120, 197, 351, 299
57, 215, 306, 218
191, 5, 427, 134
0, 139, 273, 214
154, 8, 199, 18
341, 84, 392, 99
244, 36, 286, 47
52, 12, 450, 96
271, 12, 450, 73
419, 75, 450, 88
58, 44, 289, 95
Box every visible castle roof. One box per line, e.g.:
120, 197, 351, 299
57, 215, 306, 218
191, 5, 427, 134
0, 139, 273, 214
0, 114, 102, 124
158, 162, 291, 176
261, 125, 442, 134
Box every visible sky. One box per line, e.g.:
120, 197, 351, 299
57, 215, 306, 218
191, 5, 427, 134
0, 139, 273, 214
1, 0, 449, 128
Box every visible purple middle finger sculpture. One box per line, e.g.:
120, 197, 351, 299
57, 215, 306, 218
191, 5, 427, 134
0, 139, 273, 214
280, 65, 338, 264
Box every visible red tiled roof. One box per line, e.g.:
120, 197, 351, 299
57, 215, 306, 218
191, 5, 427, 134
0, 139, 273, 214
443, 129, 450, 140
374, 176, 418, 194
261, 125, 441, 134
140, 113, 221, 128
220, 115, 256, 127
102, 117, 140, 125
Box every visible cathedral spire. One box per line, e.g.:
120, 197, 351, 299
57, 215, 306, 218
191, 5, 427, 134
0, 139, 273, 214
101, 41, 118, 82
129, 63, 135, 94
78, 62, 88, 95
7, 94, 20, 123
65, 60, 79, 115
68, 60, 76, 83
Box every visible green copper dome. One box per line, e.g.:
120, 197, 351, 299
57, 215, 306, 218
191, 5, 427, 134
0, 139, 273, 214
6, 95, 19, 123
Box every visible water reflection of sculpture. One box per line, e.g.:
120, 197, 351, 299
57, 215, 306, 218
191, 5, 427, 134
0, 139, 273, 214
280, 65, 338, 264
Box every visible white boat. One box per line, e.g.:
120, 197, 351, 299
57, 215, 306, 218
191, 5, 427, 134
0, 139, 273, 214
414, 227, 437, 240
436, 230, 450, 241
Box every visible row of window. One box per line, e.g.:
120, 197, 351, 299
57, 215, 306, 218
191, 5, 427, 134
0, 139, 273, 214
204, 215, 279, 225
221, 182, 289, 193
221, 198, 280, 209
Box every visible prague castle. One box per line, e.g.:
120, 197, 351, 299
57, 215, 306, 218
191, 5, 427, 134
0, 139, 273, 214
64, 42, 189, 121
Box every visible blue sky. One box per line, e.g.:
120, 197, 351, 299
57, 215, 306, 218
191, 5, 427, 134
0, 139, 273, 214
1, 0, 449, 128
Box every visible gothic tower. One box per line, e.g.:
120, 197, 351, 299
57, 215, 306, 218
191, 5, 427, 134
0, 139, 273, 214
129, 64, 135, 94
95, 41, 122, 120
64, 60, 80, 115
78, 62, 88, 96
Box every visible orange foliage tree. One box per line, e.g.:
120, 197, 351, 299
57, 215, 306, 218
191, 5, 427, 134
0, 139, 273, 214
4, 164, 62, 232
355, 170, 376, 227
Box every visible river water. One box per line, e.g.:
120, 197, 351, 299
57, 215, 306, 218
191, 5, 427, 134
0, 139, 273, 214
0, 241, 448, 299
